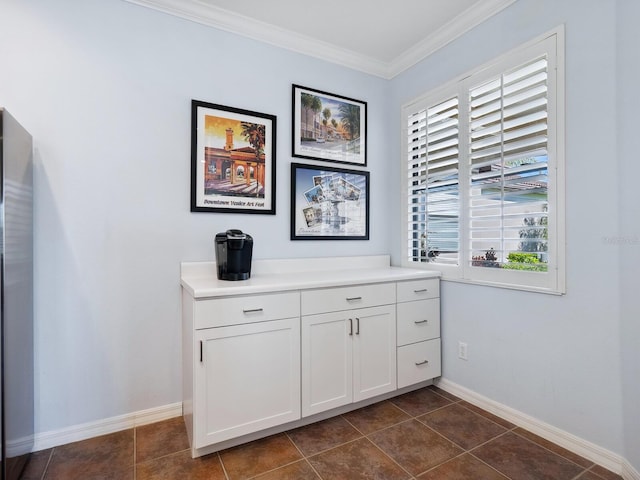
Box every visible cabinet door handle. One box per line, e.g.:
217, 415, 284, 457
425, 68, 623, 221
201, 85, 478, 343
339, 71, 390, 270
242, 308, 264, 314
355, 317, 360, 335
348, 318, 353, 336
415, 360, 429, 366
414, 319, 428, 324
346, 296, 362, 302
414, 288, 428, 293
199, 341, 203, 363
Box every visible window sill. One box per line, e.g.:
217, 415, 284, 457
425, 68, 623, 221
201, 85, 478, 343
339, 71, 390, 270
440, 276, 565, 296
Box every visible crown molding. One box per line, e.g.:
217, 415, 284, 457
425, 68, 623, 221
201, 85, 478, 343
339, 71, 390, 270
389, 0, 517, 77
122, 0, 515, 79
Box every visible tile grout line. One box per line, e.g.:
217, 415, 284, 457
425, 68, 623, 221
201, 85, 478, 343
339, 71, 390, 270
466, 429, 515, 454
388, 397, 456, 419
243, 458, 318, 480
302, 457, 324, 480
425, 389, 604, 478
133, 426, 137, 480
463, 430, 516, 478
301, 435, 366, 459
286, 410, 423, 478
466, 450, 515, 480
414, 450, 473, 478
40, 448, 54, 480
407, 399, 516, 478
509, 427, 598, 472
339, 412, 368, 436
44, 385, 621, 480
408, 403, 488, 456
583, 464, 618, 480
465, 429, 593, 480
455, 400, 519, 431
283, 431, 326, 480
434, 389, 618, 478
354, 393, 465, 477
135, 447, 192, 465
412, 401, 518, 451
569, 471, 588, 480
361, 434, 416, 479
217, 450, 231, 480
339, 391, 468, 476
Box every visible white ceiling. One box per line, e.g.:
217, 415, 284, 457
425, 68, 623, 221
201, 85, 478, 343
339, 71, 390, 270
123, 0, 516, 78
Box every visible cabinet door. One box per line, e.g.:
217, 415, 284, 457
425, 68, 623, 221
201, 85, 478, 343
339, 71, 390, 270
353, 305, 397, 402
194, 318, 300, 447
301, 311, 353, 417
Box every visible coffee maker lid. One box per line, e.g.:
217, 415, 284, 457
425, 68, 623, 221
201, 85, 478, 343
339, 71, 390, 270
225, 229, 246, 240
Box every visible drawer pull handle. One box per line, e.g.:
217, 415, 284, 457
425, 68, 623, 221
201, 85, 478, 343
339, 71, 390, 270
415, 360, 429, 366
346, 296, 362, 302
348, 318, 353, 336
242, 308, 264, 314
414, 288, 428, 293
414, 319, 428, 325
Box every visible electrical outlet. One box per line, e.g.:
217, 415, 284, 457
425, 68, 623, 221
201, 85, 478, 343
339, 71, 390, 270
458, 341, 468, 360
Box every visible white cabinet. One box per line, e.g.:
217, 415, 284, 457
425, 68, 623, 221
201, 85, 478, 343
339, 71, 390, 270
301, 285, 396, 417
181, 257, 440, 457
301, 311, 352, 416
184, 292, 301, 450
396, 279, 442, 389
352, 306, 397, 402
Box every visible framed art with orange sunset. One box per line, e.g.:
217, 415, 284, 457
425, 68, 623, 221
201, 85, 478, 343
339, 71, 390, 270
191, 100, 277, 214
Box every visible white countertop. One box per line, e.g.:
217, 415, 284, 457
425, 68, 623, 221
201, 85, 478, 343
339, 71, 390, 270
181, 255, 440, 299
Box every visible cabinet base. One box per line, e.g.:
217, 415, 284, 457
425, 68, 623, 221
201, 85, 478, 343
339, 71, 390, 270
186, 379, 435, 458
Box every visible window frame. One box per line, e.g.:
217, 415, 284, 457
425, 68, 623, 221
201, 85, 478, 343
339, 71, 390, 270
400, 27, 565, 295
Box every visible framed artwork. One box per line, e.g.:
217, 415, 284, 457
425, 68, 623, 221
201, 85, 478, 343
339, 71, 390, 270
191, 99, 276, 214
291, 163, 369, 240
292, 85, 367, 166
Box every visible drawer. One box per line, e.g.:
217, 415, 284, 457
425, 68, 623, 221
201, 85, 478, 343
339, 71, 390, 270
397, 339, 441, 389
301, 283, 395, 316
397, 299, 440, 346
396, 279, 439, 303
194, 291, 300, 329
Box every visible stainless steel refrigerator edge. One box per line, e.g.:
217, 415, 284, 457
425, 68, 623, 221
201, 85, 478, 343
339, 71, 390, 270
0, 109, 34, 479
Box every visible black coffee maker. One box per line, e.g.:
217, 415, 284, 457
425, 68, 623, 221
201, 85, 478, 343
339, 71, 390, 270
215, 229, 253, 281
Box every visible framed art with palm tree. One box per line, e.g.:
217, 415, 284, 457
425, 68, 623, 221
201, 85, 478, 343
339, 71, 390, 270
292, 85, 367, 166
190, 100, 276, 214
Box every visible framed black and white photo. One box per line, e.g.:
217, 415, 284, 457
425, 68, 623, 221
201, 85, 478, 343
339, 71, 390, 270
191, 100, 276, 214
292, 85, 367, 166
291, 163, 369, 240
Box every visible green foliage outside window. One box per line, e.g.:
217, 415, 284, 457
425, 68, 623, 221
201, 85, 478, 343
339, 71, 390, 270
503, 252, 548, 272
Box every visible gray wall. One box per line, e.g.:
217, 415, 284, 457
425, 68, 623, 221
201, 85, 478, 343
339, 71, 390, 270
0, 0, 390, 434
390, 0, 624, 458
617, 0, 640, 471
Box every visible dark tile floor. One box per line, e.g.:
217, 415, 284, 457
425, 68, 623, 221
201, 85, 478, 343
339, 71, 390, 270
22, 386, 624, 480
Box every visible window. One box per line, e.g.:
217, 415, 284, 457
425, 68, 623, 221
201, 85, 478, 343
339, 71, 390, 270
402, 29, 565, 294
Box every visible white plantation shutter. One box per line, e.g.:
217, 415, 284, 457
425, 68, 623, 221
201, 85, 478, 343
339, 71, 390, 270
401, 29, 564, 294
406, 97, 460, 265
468, 56, 549, 268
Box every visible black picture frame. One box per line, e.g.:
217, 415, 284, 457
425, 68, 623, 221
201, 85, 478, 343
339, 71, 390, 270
291, 163, 369, 240
292, 85, 367, 166
190, 99, 276, 214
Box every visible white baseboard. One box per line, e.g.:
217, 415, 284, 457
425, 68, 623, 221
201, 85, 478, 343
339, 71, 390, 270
622, 459, 640, 480
32, 402, 183, 452
28, 390, 640, 480
436, 378, 640, 480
